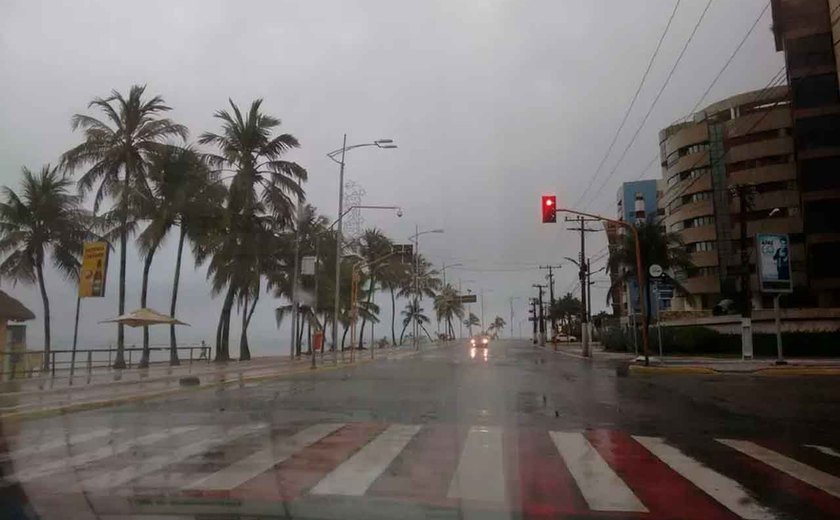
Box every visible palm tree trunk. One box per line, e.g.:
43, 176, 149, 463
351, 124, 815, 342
420, 324, 434, 342
359, 277, 375, 349
216, 284, 235, 362
168, 225, 186, 366
307, 319, 312, 354
390, 287, 397, 346
113, 174, 129, 370
239, 298, 250, 361
341, 323, 349, 350
400, 322, 409, 345
139, 246, 156, 369
35, 261, 51, 371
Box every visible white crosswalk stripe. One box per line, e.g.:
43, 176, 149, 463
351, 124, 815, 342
312, 424, 421, 496
634, 435, 775, 519
5, 426, 199, 484
806, 444, 840, 459
79, 423, 266, 490
3, 427, 118, 461
184, 423, 344, 491
550, 431, 647, 513
447, 425, 507, 504
719, 439, 840, 500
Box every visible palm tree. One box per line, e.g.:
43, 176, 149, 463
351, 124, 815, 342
488, 316, 506, 338
198, 99, 307, 360
355, 228, 392, 348
463, 312, 480, 337
433, 284, 464, 340
61, 85, 188, 369
551, 292, 582, 337
607, 220, 694, 363
379, 256, 411, 346
0, 166, 90, 370
400, 300, 432, 344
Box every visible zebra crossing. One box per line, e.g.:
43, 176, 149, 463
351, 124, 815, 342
5, 422, 840, 518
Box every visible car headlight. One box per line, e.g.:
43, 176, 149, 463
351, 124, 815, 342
470, 339, 476, 345
482, 338, 489, 344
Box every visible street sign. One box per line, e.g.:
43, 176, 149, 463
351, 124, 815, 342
458, 294, 477, 303
79, 241, 109, 298
756, 233, 792, 293
649, 264, 663, 278
301, 256, 316, 276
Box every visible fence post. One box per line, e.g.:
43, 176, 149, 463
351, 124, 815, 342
87, 351, 92, 385
128, 350, 132, 368
51, 352, 56, 379
189, 347, 193, 366
108, 345, 111, 368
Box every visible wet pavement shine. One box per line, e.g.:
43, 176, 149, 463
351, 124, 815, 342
3, 339, 840, 519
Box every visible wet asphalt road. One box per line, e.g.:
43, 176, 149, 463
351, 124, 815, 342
8, 339, 840, 519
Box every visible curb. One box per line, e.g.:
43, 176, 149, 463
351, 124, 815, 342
627, 365, 720, 375
625, 364, 840, 376
0, 350, 408, 422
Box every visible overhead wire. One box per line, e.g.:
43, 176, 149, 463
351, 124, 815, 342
580, 0, 716, 210
572, 0, 683, 209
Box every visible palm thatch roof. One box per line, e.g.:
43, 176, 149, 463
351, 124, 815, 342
0, 290, 35, 321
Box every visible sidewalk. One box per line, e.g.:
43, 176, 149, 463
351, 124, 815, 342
534, 341, 636, 361
626, 355, 840, 375
0, 344, 435, 420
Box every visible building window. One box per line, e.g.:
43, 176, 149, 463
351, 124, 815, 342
792, 74, 840, 109
687, 241, 716, 253
726, 128, 792, 147
729, 154, 791, 172
692, 266, 719, 277
754, 180, 797, 194
679, 191, 713, 206
796, 114, 840, 150
666, 142, 710, 167
800, 156, 840, 191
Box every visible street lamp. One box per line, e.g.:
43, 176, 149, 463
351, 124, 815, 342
326, 136, 397, 359
408, 227, 444, 350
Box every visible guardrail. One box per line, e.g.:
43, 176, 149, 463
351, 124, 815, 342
0, 344, 211, 383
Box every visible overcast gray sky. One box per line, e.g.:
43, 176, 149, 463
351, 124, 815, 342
0, 0, 784, 355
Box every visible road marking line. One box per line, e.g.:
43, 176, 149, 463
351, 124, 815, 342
184, 423, 344, 490
806, 445, 840, 459
447, 425, 507, 504
634, 436, 774, 519
719, 439, 840, 499
311, 424, 421, 496
550, 431, 647, 513
5, 427, 118, 460
80, 423, 266, 490
6, 426, 199, 484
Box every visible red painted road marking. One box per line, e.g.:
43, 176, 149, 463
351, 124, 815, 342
367, 423, 465, 504
230, 422, 386, 501
509, 427, 588, 516
587, 430, 740, 520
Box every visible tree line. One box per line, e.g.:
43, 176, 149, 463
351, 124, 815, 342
0, 84, 506, 370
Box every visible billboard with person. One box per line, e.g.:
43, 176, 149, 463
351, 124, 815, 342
756, 233, 792, 293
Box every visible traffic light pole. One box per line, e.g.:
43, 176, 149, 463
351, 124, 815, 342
565, 216, 599, 357
554, 207, 651, 365
530, 298, 538, 344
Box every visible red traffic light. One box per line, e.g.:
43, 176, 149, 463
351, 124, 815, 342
541, 195, 557, 223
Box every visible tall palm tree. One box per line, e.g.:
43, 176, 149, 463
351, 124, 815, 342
355, 228, 392, 348
61, 85, 188, 369
608, 221, 694, 363
400, 300, 432, 344
0, 166, 90, 370
463, 312, 480, 337
379, 256, 411, 346
433, 284, 464, 340
488, 316, 506, 338
137, 146, 224, 365
198, 99, 307, 360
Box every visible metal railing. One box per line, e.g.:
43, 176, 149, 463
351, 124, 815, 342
0, 344, 211, 383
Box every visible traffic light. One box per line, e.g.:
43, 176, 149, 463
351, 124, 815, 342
541, 195, 557, 223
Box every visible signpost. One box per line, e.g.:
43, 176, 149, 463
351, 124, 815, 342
457, 294, 477, 304
756, 233, 792, 364
648, 264, 664, 362
79, 241, 109, 298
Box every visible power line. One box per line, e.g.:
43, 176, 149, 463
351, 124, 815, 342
586, 9, 784, 213
572, 0, 683, 209
580, 0, 715, 210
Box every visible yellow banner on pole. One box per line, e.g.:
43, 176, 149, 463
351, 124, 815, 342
79, 241, 109, 298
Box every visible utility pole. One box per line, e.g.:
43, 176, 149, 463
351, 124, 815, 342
529, 297, 538, 344
586, 258, 592, 322
532, 284, 547, 346
733, 184, 755, 358
539, 265, 561, 338
565, 216, 600, 357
